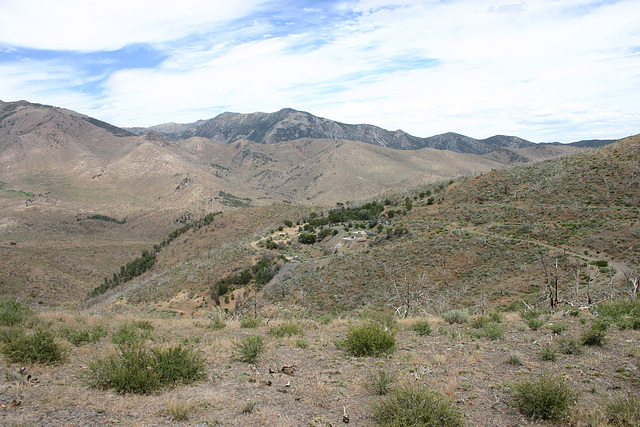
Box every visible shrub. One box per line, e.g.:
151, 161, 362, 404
547, 322, 567, 335
59, 325, 107, 346
317, 314, 334, 325
595, 300, 640, 331
373, 385, 464, 427
581, 326, 606, 347
1, 329, 66, 364
164, 398, 193, 421
86, 344, 205, 394
232, 335, 265, 363
556, 337, 582, 355
526, 318, 545, 331
0, 298, 34, 326
339, 322, 396, 357
520, 308, 542, 321
239, 316, 262, 329
539, 344, 558, 361
365, 367, 396, 395
488, 311, 504, 323
240, 400, 256, 414
471, 315, 491, 329
112, 322, 153, 347
410, 319, 431, 336
606, 394, 640, 426
510, 374, 578, 421
442, 309, 470, 324
482, 322, 505, 340
505, 352, 523, 366
268, 321, 304, 337
207, 317, 226, 330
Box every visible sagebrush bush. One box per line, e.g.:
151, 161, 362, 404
373, 385, 464, 427
112, 322, 153, 347
59, 325, 107, 346
365, 367, 395, 395
339, 322, 396, 357
207, 317, 226, 330
606, 394, 640, 426
510, 374, 578, 421
1, 329, 66, 364
505, 352, 523, 366
581, 325, 607, 347
442, 309, 470, 324
539, 344, 558, 361
471, 315, 491, 329
410, 319, 431, 336
268, 321, 304, 337
557, 337, 582, 355
488, 311, 504, 323
520, 308, 542, 321
595, 300, 640, 330
547, 322, 567, 335
86, 344, 205, 394
239, 316, 262, 328
526, 317, 545, 331
0, 298, 35, 326
232, 335, 265, 363
482, 322, 505, 340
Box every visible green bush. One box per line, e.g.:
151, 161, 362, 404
520, 308, 543, 321
606, 394, 640, 426
505, 353, 523, 366
556, 337, 582, 355
239, 316, 262, 329
1, 329, 66, 364
581, 325, 606, 347
526, 317, 545, 331
410, 319, 431, 336
547, 322, 567, 335
0, 298, 35, 326
488, 311, 504, 323
471, 315, 491, 329
482, 322, 505, 340
112, 322, 153, 347
86, 344, 205, 394
207, 317, 226, 330
231, 335, 265, 363
365, 367, 396, 395
59, 325, 107, 346
510, 374, 578, 421
373, 385, 464, 427
268, 321, 304, 337
442, 309, 470, 324
339, 322, 396, 357
595, 300, 640, 331
539, 344, 558, 361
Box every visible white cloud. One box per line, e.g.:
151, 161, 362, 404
0, 0, 267, 51
1, 0, 638, 142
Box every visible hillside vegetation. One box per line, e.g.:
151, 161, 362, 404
105, 134, 640, 319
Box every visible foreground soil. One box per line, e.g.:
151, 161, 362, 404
1, 308, 638, 426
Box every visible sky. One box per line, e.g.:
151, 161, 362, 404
0, 0, 638, 143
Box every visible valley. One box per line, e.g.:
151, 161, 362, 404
0, 99, 638, 426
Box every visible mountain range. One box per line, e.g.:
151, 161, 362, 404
126, 107, 616, 153
1, 99, 613, 214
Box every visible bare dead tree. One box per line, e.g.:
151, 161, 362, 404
623, 267, 640, 300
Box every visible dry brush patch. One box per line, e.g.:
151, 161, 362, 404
0, 304, 639, 426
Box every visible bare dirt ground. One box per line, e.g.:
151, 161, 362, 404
1, 308, 638, 426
